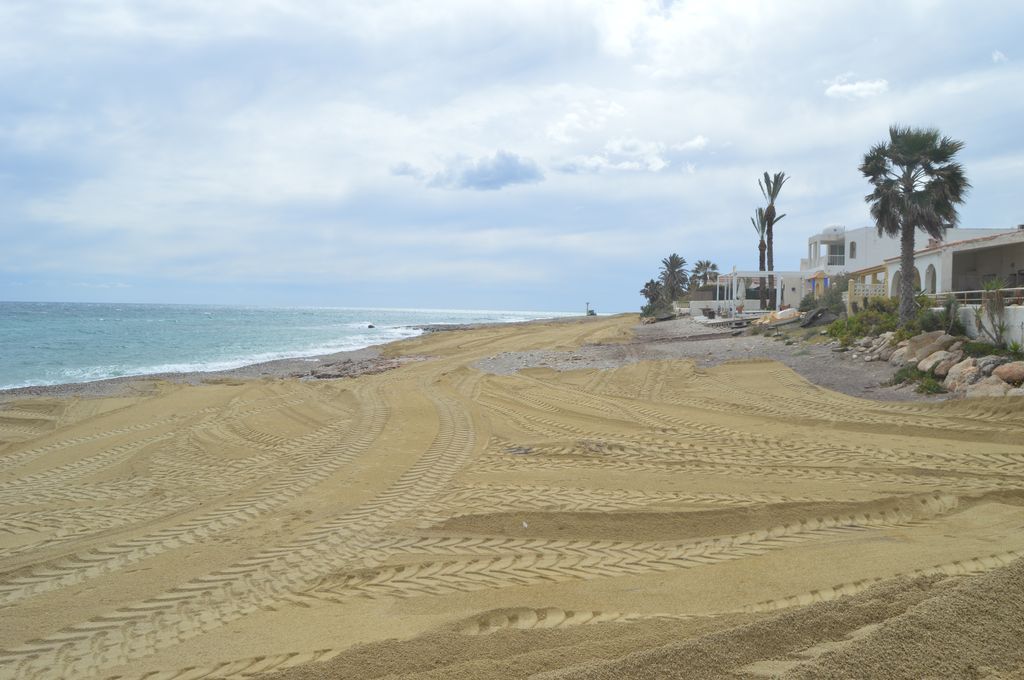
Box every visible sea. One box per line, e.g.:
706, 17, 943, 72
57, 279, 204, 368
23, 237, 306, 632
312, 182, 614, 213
0, 302, 577, 390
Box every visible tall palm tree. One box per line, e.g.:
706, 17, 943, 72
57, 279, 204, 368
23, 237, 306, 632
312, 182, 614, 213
860, 125, 969, 324
759, 171, 788, 309
659, 253, 689, 302
751, 207, 768, 310
640, 279, 664, 305
692, 259, 719, 288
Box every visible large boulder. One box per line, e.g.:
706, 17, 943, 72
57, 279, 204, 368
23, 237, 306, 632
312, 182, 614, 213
905, 330, 944, 358
965, 376, 1011, 398
888, 346, 909, 367
917, 350, 951, 374
948, 368, 981, 393
978, 355, 1011, 377
912, 334, 957, 362
933, 350, 964, 378
993, 361, 1024, 386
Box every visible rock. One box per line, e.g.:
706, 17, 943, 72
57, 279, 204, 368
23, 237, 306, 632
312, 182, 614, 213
933, 350, 963, 378
906, 330, 944, 357
367, 324, 375, 328
993, 361, 1024, 386
912, 334, 957, 362
877, 346, 895, 362
951, 367, 981, 392
943, 358, 977, 390
917, 351, 951, 374
897, 340, 910, 348
965, 376, 1011, 398
978, 355, 1011, 377
949, 341, 963, 353
1008, 388, 1024, 397
888, 346, 909, 366
856, 337, 873, 348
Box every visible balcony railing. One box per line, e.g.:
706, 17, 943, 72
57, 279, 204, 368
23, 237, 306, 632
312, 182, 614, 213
923, 287, 1024, 306
827, 255, 845, 266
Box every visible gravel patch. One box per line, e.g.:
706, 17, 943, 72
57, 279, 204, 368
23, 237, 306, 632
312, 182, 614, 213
474, 318, 935, 402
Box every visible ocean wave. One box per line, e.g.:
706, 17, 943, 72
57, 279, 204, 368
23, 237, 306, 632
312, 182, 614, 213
0, 326, 423, 390
0, 304, 578, 391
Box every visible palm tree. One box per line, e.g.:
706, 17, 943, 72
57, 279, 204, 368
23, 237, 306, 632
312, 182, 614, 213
751, 207, 768, 310
659, 253, 689, 301
692, 259, 719, 288
860, 125, 969, 324
640, 279, 664, 305
759, 172, 788, 309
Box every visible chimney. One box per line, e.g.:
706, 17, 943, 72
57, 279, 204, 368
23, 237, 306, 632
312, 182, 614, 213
927, 237, 941, 248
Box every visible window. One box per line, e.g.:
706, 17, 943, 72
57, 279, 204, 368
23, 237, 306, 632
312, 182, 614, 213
849, 241, 857, 259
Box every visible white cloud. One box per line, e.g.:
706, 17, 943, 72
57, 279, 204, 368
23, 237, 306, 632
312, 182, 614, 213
824, 77, 889, 99
545, 99, 625, 144
675, 135, 709, 151
558, 138, 670, 173
992, 50, 1008, 63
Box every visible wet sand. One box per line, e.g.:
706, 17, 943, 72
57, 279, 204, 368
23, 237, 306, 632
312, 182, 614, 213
1, 313, 1022, 679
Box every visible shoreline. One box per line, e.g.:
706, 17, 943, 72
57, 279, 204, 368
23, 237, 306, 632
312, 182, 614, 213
1, 313, 934, 404
0, 315, 590, 401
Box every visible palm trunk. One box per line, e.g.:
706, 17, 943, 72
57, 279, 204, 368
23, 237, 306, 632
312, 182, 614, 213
899, 226, 916, 325
766, 223, 774, 310
758, 241, 767, 311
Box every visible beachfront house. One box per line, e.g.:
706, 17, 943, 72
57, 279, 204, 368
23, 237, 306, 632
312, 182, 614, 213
799, 224, 1014, 301
706, 223, 1021, 321
842, 227, 1024, 344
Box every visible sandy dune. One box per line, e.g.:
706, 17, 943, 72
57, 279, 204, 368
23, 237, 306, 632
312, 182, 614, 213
1, 314, 1023, 679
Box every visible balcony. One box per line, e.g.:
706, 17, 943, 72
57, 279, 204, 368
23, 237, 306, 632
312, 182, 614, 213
827, 254, 845, 266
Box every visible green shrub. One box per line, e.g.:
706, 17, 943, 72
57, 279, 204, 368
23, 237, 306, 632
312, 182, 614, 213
820, 274, 851, 315
917, 308, 943, 332
888, 365, 925, 386
886, 365, 946, 394
915, 375, 947, 394
798, 293, 817, 313
827, 299, 900, 346
641, 300, 674, 318
962, 340, 1024, 360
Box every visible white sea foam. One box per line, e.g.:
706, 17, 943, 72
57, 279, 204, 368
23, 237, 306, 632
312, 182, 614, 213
0, 303, 576, 390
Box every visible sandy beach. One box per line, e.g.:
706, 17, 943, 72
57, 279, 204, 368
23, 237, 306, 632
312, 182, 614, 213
2, 313, 1023, 679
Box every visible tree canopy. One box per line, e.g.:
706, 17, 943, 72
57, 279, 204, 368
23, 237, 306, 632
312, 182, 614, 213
859, 125, 969, 323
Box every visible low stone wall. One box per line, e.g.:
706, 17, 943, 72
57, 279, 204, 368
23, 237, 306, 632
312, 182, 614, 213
957, 305, 1024, 345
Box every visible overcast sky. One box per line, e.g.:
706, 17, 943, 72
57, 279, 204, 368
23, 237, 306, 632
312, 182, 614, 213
1, 1, 1022, 312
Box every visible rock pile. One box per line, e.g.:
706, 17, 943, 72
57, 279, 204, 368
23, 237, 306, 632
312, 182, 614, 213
874, 329, 1024, 398
854, 332, 898, 363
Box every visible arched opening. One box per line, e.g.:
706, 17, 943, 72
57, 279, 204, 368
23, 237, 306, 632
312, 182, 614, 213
913, 267, 922, 292
849, 241, 857, 259
925, 264, 937, 294
890, 270, 902, 297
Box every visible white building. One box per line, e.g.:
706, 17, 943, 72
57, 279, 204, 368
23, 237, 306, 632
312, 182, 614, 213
881, 227, 1024, 297
800, 224, 1014, 278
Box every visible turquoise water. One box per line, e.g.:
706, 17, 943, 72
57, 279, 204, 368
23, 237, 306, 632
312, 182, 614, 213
0, 302, 575, 390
